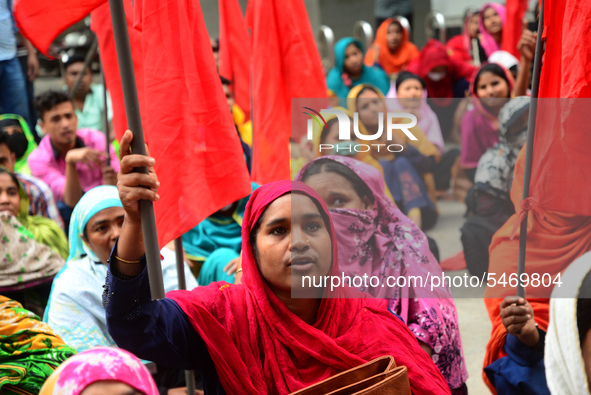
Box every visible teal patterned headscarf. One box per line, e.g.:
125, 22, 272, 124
68, 186, 122, 262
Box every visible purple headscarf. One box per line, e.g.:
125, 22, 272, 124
479, 3, 507, 58
296, 156, 468, 390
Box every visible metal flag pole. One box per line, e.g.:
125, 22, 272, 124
70, 37, 98, 95
108, 0, 165, 299
516, 0, 545, 298
174, 238, 197, 394
99, 60, 111, 167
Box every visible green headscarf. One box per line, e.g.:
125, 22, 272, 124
0, 167, 68, 260
0, 114, 37, 176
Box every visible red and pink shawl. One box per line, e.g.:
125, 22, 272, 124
168, 180, 450, 394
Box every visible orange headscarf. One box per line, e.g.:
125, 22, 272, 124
364, 19, 419, 75
482, 146, 591, 393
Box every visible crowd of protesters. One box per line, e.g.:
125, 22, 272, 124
1, 0, 590, 395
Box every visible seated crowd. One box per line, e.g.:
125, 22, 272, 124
1, 2, 588, 395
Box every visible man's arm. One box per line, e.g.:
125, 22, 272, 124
63, 159, 83, 208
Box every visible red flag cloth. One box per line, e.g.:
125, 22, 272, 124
501, 0, 528, 58
91, 0, 145, 142
13, 0, 107, 56
134, 0, 252, 248
528, 0, 591, 216
248, 0, 328, 184
218, 0, 251, 120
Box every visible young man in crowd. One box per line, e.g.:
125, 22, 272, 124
0, 130, 64, 229
27, 90, 118, 228
62, 53, 113, 134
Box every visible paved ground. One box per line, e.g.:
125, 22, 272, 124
33, 76, 491, 394
426, 200, 491, 395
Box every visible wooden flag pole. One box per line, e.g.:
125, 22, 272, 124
174, 238, 197, 394
516, 0, 545, 298
108, 0, 165, 299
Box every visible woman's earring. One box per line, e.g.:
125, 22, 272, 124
306, 240, 310, 245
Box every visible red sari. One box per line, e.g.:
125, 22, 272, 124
168, 181, 450, 394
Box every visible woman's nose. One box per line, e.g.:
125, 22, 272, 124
111, 224, 122, 241
290, 230, 309, 252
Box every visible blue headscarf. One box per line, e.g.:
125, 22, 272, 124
326, 37, 391, 102
67, 186, 123, 262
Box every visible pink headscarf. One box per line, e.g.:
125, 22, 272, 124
167, 180, 451, 394
479, 3, 507, 58
386, 80, 445, 153
39, 347, 158, 395
296, 157, 468, 390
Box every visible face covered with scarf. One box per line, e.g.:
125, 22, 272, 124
68, 185, 124, 264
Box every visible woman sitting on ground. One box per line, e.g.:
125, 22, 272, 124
292, 106, 394, 201
0, 167, 68, 315
387, 72, 461, 194
44, 185, 197, 394
297, 156, 468, 393
326, 38, 390, 103
364, 18, 419, 77
0, 295, 75, 395
348, 84, 440, 230
460, 63, 513, 182
103, 130, 451, 395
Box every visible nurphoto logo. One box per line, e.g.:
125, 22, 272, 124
302, 107, 418, 155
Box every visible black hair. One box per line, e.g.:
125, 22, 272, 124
319, 117, 340, 144
34, 90, 74, 121
63, 53, 88, 71
395, 71, 426, 91
212, 38, 219, 52
248, 191, 333, 263
387, 19, 403, 33
474, 63, 511, 97
578, 270, 591, 347
0, 166, 20, 190
0, 130, 11, 152
299, 158, 374, 205
220, 75, 231, 87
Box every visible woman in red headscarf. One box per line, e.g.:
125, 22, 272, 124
364, 18, 419, 77
406, 39, 476, 138
103, 131, 451, 395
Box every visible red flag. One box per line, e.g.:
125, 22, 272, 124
529, 0, 591, 215
248, 0, 328, 184
14, 0, 107, 56
501, 0, 529, 58
135, 0, 252, 247
91, 0, 145, 142
219, 0, 251, 120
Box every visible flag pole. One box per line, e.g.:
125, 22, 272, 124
99, 61, 110, 167
108, 0, 165, 299
173, 238, 197, 393
70, 36, 98, 95
516, 0, 544, 298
